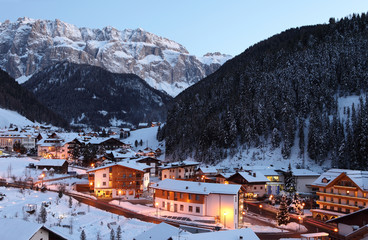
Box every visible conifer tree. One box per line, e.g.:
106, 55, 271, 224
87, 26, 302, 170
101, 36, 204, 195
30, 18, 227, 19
80, 230, 86, 240
116, 225, 122, 240
276, 196, 290, 228
110, 229, 115, 240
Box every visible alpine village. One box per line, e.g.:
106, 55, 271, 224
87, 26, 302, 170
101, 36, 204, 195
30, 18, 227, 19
2, 5, 368, 240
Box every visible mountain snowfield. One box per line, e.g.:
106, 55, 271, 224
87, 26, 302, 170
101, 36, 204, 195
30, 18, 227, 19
0, 107, 35, 128
0, 17, 232, 96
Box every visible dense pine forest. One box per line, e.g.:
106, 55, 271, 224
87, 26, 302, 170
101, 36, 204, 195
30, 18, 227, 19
161, 13, 368, 170
0, 69, 69, 128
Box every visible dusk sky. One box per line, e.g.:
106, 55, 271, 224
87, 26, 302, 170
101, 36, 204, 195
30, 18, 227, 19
1, 0, 368, 56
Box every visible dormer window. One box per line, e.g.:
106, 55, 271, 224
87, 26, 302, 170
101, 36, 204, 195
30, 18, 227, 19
322, 178, 330, 183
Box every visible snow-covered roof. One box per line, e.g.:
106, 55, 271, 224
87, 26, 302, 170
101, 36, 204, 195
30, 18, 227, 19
161, 160, 199, 169
198, 166, 218, 174
312, 169, 368, 190
216, 172, 235, 178
292, 169, 320, 177
152, 179, 242, 195
171, 228, 259, 240
242, 166, 280, 176
234, 171, 269, 183
0, 218, 44, 240
134, 222, 190, 240
87, 160, 148, 173
36, 158, 66, 167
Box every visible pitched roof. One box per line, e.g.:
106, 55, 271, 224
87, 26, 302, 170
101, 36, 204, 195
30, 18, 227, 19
86, 160, 148, 173
171, 228, 259, 240
36, 159, 66, 167
312, 169, 368, 190
232, 171, 269, 183
161, 160, 199, 169
152, 179, 242, 195
292, 169, 320, 177
134, 222, 190, 240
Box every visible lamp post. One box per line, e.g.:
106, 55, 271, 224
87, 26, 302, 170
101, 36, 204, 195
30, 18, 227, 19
155, 202, 159, 217
298, 216, 303, 232
259, 204, 263, 215
223, 212, 227, 229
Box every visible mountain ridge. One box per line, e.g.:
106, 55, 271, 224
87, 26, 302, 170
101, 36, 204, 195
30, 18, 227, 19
0, 17, 231, 96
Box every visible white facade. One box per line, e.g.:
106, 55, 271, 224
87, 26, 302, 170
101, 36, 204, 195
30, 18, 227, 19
295, 175, 319, 193
152, 179, 242, 229
0, 132, 36, 150
30, 228, 49, 240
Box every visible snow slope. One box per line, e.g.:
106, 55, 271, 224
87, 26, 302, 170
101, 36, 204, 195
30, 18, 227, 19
0, 107, 34, 128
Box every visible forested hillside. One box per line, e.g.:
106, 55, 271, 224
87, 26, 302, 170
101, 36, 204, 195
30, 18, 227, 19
161, 13, 368, 170
23, 62, 172, 127
0, 69, 69, 128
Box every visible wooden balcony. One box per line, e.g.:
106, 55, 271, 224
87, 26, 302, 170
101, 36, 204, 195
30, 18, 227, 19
333, 185, 358, 190
317, 192, 368, 202
316, 200, 360, 211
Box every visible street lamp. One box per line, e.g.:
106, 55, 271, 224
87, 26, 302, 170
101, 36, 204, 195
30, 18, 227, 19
298, 216, 303, 232
155, 202, 159, 217
259, 204, 263, 215
223, 212, 227, 229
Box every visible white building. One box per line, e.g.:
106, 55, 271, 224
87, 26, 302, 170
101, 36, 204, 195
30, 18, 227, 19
292, 169, 320, 194
0, 131, 36, 150
152, 179, 245, 229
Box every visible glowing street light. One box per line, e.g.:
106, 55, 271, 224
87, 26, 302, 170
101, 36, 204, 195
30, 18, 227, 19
155, 202, 159, 216
223, 212, 228, 229
259, 204, 263, 215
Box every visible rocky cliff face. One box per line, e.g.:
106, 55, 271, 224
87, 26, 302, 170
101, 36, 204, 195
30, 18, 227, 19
0, 17, 231, 96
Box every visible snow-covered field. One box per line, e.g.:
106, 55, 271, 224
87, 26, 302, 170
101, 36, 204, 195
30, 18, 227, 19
0, 107, 35, 128
124, 126, 165, 160
0, 187, 153, 239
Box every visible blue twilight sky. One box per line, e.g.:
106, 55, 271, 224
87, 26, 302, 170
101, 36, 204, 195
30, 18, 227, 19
1, 0, 368, 57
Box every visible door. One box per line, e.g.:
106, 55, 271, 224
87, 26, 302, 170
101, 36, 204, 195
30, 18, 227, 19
174, 204, 178, 212
167, 202, 171, 211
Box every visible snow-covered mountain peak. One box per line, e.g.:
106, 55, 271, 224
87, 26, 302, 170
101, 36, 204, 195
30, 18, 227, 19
0, 17, 232, 96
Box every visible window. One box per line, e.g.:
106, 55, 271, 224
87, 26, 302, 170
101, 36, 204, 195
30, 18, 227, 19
103, 182, 106, 186
189, 206, 193, 212
164, 175, 167, 178
162, 190, 165, 196
347, 199, 349, 204
195, 195, 200, 201
196, 207, 200, 213
260, 186, 263, 190
162, 202, 165, 207
180, 193, 183, 199
180, 205, 184, 211
103, 173, 107, 178
346, 209, 350, 213
109, 167, 112, 172
174, 192, 177, 198
188, 194, 192, 200
254, 186, 257, 190
123, 174, 126, 178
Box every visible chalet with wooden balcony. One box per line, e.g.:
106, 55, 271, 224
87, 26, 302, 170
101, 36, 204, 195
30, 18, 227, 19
160, 160, 199, 180
151, 179, 245, 229
227, 171, 269, 198
311, 169, 368, 221
87, 161, 150, 198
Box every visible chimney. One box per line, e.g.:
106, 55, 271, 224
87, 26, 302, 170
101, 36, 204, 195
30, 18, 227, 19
239, 236, 243, 240
204, 187, 206, 192
253, 172, 256, 177
186, 186, 188, 189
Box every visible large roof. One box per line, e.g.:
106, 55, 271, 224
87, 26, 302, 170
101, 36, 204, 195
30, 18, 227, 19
312, 169, 368, 190
171, 228, 259, 240
134, 222, 190, 240
160, 160, 199, 169
87, 160, 148, 173
36, 158, 66, 167
152, 179, 242, 195
292, 169, 320, 177
233, 171, 269, 183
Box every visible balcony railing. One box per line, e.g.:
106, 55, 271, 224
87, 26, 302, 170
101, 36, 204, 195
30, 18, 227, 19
316, 200, 360, 210
317, 192, 368, 202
